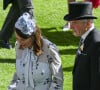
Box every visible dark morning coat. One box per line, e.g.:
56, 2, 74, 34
73, 28, 100, 90
3, 0, 12, 10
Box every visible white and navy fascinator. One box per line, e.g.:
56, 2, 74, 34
15, 12, 36, 35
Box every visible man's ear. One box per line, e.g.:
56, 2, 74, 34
86, 20, 92, 28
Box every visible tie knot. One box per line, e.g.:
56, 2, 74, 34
79, 38, 84, 46
77, 38, 84, 53
80, 38, 84, 42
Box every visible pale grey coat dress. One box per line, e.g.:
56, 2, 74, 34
8, 38, 63, 90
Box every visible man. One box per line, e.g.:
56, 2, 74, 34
64, 2, 100, 90
0, 0, 34, 49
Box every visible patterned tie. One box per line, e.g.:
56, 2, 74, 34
77, 38, 84, 54
79, 38, 84, 47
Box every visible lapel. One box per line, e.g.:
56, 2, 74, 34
72, 29, 95, 74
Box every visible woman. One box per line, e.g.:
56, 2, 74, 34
8, 12, 63, 90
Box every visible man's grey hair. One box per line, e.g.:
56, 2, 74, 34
82, 19, 94, 23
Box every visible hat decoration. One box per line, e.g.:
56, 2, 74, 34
15, 12, 36, 35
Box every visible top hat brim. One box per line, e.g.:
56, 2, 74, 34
64, 14, 97, 21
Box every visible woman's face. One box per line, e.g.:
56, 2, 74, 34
15, 32, 33, 49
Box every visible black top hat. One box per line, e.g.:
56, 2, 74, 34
64, 2, 97, 21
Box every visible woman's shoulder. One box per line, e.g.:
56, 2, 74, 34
42, 38, 52, 45
42, 38, 59, 52
42, 38, 56, 47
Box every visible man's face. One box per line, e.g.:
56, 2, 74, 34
70, 20, 87, 37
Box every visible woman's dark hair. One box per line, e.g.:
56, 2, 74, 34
32, 26, 43, 56
15, 28, 31, 39
15, 26, 43, 56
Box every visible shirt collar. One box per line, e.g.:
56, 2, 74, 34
81, 23, 95, 41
